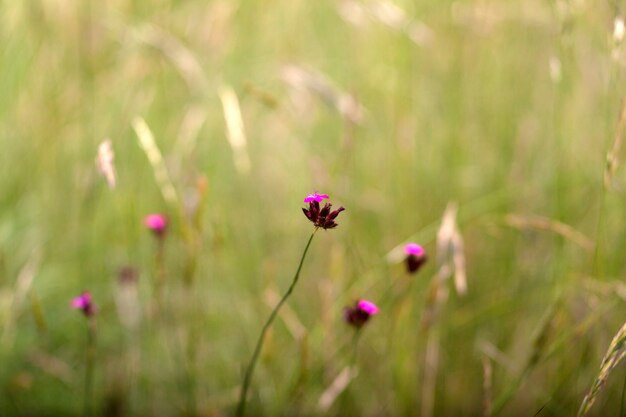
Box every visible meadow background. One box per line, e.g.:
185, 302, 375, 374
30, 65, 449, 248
1, 0, 626, 416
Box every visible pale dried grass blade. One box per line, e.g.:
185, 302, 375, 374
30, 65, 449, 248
436, 203, 458, 266
505, 213, 594, 251
436, 202, 467, 295
132, 117, 179, 207
29, 350, 76, 385
482, 356, 493, 417
338, 0, 434, 46
2, 248, 42, 346
317, 366, 358, 412
614, 17, 625, 44
95, 139, 116, 188
451, 228, 467, 295
577, 322, 626, 416
604, 98, 626, 189
421, 331, 440, 417
477, 339, 516, 372
175, 104, 207, 157
280, 65, 364, 124
132, 24, 209, 93
218, 85, 251, 175
263, 288, 306, 340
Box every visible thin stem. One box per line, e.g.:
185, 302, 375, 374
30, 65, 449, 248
84, 317, 96, 417
236, 230, 317, 417
154, 237, 166, 312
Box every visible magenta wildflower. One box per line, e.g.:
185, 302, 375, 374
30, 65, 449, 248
344, 299, 380, 328
404, 242, 427, 274
144, 214, 167, 236
304, 192, 329, 203
302, 194, 345, 230
71, 291, 97, 317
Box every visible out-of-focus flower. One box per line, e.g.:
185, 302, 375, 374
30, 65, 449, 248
344, 299, 379, 328
304, 192, 330, 203
117, 266, 139, 285
144, 214, 167, 236
404, 243, 427, 274
71, 291, 97, 317
302, 195, 345, 230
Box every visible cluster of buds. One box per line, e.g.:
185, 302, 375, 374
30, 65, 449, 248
344, 299, 380, 328
302, 193, 345, 230
404, 243, 427, 274
71, 291, 97, 317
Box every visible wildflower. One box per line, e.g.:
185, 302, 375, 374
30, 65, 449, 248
302, 194, 345, 229
344, 299, 379, 328
71, 291, 97, 317
117, 265, 139, 285
404, 242, 427, 274
304, 192, 329, 203
144, 214, 167, 236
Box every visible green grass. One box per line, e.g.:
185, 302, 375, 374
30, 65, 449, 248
1, 0, 626, 416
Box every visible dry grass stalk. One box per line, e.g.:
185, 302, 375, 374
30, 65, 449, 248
174, 105, 207, 157
95, 139, 116, 188
218, 85, 251, 175
317, 366, 358, 412
436, 203, 468, 296
29, 350, 76, 385
131, 24, 209, 94
337, 0, 434, 46
478, 339, 516, 372
577, 321, 626, 416
604, 98, 626, 189
132, 117, 179, 208
263, 288, 306, 340
280, 65, 364, 125
2, 248, 41, 347
420, 203, 468, 417
505, 213, 594, 251
482, 356, 493, 417
421, 330, 440, 417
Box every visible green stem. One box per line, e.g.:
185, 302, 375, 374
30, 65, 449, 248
236, 230, 317, 417
84, 317, 96, 417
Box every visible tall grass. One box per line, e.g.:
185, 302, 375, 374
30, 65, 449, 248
0, 0, 626, 415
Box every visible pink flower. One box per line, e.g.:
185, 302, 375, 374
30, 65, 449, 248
302, 197, 345, 230
144, 214, 167, 236
71, 291, 97, 317
357, 300, 379, 315
404, 243, 425, 257
304, 192, 329, 203
344, 299, 379, 328
403, 243, 427, 274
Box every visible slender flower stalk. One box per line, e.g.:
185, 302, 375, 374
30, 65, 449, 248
236, 193, 345, 417
144, 214, 168, 313
236, 230, 317, 417
71, 291, 97, 417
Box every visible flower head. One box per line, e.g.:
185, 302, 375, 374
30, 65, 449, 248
404, 243, 427, 274
344, 299, 379, 328
71, 291, 97, 317
304, 192, 329, 203
302, 194, 345, 230
144, 214, 167, 236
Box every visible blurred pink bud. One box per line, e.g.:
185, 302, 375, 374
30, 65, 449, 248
71, 291, 97, 317
344, 299, 379, 328
403, 243, 427, 274
144, 214, 167, 236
